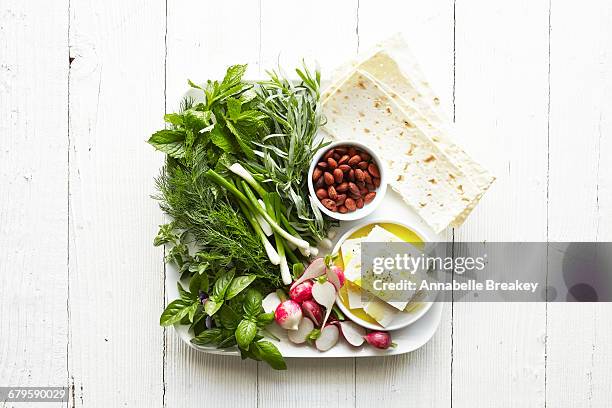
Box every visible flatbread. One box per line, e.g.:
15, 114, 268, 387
323, 70, 483, 233
322, 34, 494, 230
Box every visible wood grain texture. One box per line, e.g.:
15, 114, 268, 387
0, 0, 68, 403
163, 1, 259, 405
67, 0, 166, 406
355, 1, 453, 407
452, 0, 549, 406
546, 0, 612, 406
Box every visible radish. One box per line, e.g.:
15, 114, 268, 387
290, 257, 326, 290
326, 265, 345, 290
364, 331, 396, 349
287, 317, 314, 344
274, 300, 302, 331
262, 292, 281, 314
315, 324, 339, 351
311, 280, 337, 328
301, 300, 323, 327
339, 321, 366, 346
289, 280, 313, 303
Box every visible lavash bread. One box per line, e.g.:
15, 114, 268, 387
323, 70, 482, 233
322, 35, 494, 232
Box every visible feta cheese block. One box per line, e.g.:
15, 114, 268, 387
363, 297, 400, 328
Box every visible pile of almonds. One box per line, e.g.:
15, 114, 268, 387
312, 145, 380, 213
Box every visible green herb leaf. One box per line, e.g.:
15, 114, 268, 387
212, 268, 235, 299
164, 113, 184, 127
225, 275, 257, 300
235, 319, 257, 349
160, 298, 198, 326
204, 298, 223, 316
177, 282, 196, 301
210, 125, 236, 153
226, 97, 242, 121
307, 328, 321, 340
243, 288, 263, 319
292, 263, 305, 280
221, 64, 247, 91
189, 273, 209, 296
154, 223, 177, 246
217, 305, 241, 330
256, 312, 274, 327
252, 341, 287, 370
148, 129, 186, 158
191, 328, 223, 346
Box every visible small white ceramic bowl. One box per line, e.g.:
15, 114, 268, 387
332, 220, 437, 331
308, 140, 387, 221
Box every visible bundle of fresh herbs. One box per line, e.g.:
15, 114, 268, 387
149, 63, 330, 369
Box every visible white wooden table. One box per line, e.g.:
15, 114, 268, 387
1, 0, 611, 406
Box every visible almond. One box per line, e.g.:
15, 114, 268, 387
321, 198, 337, 211
328, 185, 338, 201
338, 155, 350, 165
366, 183, 375, 191
335, 194, 347, 206
333, 152, 341, 160
348, 147, 357, 156
324, 172, 334, 185
316, 188, 328, 199
345, 198, 357, 211
312, 167, 322, 182
364, 192, 376, 204
358, 161, 369, 170
324, 149, 335, 160
356, 198, 364, 209
317, 161, 328, 169
368, 163, 380, 178
327, 157, 338, 170
348, 182, 360, 196
348, 155, 362, 167
333, 168, 343, 184
335, 147, 348, 155
373, 177, 381, 188
360, 151, 371, 161
336, 182, 348, 192
363, 171, 372, 185
359, 185, 368, 195
348, 169, 355, 181
355, 169, 365, 182
338, 205, 348, 214
315, 176, 325, 189
339, 164, 351, 173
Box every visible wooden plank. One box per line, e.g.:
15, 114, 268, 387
256, 1, 358, 406
0, 0, 69, 401
67, 0, 166, 405
354, 1, 453, 407
452, 0, 549, 406
163, 1, 260, 406
546, 0, 612, 406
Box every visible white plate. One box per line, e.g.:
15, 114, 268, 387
166, 187, 445, 357
332, 219, 438, 331
165, 87, 444, 357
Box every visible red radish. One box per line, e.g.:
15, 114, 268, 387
287, 317, 314, 344
315, 324, 339, 351
326, 265, 345, 290
289, 280, 313, 303
311, 281, 337, 328
274, 300, 303, 331
301, 300, 323, 327
364, 331, 396, 349
290, 258, 326, 290
262, 292, 281, 314
339, 321, 366, 346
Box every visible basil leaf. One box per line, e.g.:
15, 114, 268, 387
225, 275, 256, 300
235, 319, 257, 350
256, 312, 274, 327
204, 298, 223, 316
177, 282, 196, 302
148, 129, 185, 158
252, 341, 286, 370
160, 299, 198, 327
212, 268, 235, 299
188, 273, 209, 297
217, 305, 241, 330
191, 328, 223, 346
243, 288, 263, 319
